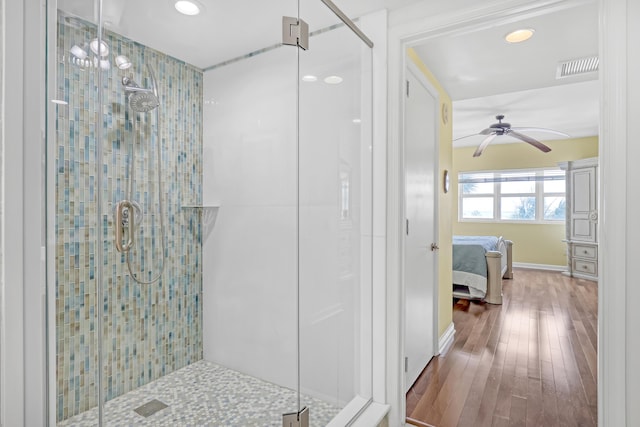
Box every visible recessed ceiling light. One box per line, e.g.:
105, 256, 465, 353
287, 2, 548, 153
352, 118, 361, 124
175, 0, 201, 15
504, 28, 535, 43
51, 99, 68, 105
324, 75, 343, 84
302, 75, 318, 82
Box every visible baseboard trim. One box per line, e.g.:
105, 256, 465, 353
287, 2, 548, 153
438, 322, 455, 355
406, 417, 436, 427
513, 262, 566, 272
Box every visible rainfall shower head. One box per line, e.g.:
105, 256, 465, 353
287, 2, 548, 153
122, 65, 160, 112
128, 91, 160, 113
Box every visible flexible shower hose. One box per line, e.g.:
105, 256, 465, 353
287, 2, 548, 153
126, 108, 166, 284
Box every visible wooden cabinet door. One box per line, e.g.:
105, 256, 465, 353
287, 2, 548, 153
570, 166, 597, 242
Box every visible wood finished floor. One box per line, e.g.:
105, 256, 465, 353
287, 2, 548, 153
406, 268, 598, 427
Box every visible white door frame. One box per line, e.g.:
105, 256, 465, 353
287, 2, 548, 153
401, 59, 440, 393
385, 0, 623, 425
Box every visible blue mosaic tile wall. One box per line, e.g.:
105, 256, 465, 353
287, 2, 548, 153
55, 12, 203, 422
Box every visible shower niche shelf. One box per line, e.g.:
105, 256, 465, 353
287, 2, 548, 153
182, 204, 220, 243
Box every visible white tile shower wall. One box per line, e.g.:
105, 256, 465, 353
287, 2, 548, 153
202, 22, 372, 409
55, 12, 203, 422
202, 45, 299, 392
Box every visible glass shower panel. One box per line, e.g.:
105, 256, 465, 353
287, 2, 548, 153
49, 0, 300, 425
298, 2, 374, 423
51, 1, 102, 424
201, 28, 301, 426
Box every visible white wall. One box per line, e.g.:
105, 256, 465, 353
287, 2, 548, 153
601, 0, 640, 425
1, 0, 26, 425
625, 0, 640, 421
202, 46, 299, 391
0, 0, 4, 420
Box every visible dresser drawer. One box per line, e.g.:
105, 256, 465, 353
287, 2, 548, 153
572, 244, 597, 260
573, 259, 597, 275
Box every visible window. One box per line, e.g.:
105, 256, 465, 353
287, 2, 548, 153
459, 168, 566, 223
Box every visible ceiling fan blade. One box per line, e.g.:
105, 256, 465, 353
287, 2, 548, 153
508, 130, 552, 153
473, 133, 497, 157
453, 133, 483, 142
511, 127, 570, 138
453, 128, 498, 141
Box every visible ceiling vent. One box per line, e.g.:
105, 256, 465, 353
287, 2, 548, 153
556, 56, 599, 79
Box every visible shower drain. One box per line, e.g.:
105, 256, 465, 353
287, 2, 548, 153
134, 399, 169, 418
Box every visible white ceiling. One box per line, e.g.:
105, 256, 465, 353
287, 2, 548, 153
411, 2, 599, 146
58, 0, 599, 147
59, 0, 412, 69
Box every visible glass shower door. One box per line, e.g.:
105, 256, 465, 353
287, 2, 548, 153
49, 0, 302, 425
298, 1, 374, 424
201, 7, 302, 427
49, 1, 102, 424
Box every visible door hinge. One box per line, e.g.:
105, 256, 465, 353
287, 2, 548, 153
283, 407, 309, 427
406, 219, 409, 235
283, 17, 309, 50
405, 356, 409, 372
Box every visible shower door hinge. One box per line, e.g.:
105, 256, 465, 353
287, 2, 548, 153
405, 356, 409, 372
283, 406, 309, 427
283, 16, 309, 50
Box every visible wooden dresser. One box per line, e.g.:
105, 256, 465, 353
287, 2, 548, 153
558, 157, 598, 281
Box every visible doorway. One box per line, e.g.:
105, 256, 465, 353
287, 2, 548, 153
386, 1, 603, 425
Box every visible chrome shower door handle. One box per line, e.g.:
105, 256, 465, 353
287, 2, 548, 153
115, 200, 135, 252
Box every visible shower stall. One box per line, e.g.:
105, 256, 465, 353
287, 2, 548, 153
46, 0, 374, 425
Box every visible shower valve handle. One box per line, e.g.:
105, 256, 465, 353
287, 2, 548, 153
115, 200, 135, 253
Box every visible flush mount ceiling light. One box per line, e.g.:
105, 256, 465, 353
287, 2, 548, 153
302, 75, 318, 82
324, 75, 343, 84
504, 28, 535, 43
175, 0, 201, 15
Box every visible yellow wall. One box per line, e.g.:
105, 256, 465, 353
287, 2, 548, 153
453, 136, 598, 266
407, 49, 453, 337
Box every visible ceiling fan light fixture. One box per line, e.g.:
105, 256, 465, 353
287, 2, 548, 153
504, 28, 535, 44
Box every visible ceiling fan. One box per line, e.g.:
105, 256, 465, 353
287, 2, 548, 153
455, 115, 570, 157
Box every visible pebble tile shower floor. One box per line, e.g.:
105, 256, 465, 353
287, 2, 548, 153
58, 360, 340, 426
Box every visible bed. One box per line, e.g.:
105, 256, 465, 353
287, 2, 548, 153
452, 235, 513, 304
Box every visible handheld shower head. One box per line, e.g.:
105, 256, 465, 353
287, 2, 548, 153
122, 67, 160, 113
